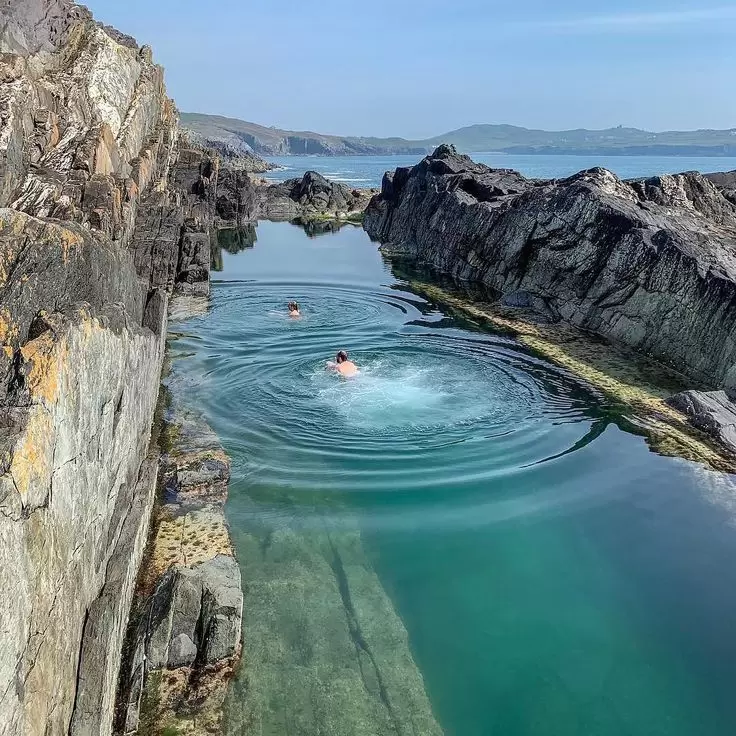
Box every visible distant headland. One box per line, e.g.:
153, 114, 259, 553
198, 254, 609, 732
181, 112, 736, 158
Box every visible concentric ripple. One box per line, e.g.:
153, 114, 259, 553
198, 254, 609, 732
169, 270, 605, 526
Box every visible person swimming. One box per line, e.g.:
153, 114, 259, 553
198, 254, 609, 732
326, 350, 359, 377
287, 301, 301, 318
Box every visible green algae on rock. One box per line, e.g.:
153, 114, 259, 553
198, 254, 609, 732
399, 274, 736, 473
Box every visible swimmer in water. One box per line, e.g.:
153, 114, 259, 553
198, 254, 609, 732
287, 301, 301, 318
326, 350, 359, 377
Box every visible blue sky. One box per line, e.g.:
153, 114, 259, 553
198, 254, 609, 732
84, 0, 736, 138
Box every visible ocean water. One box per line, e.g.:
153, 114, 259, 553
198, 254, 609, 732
265, 153, 736, 188
168, 222, 736, 736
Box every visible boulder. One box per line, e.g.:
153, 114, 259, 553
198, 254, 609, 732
666, 390, 736, 454
127, 555, 242, 718
257, 171, 373, 222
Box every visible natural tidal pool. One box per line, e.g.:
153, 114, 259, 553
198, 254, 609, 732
167, 221, 736, 736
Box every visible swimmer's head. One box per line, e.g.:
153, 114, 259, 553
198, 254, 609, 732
288, 301, 299, 313
336, 350, 348, 364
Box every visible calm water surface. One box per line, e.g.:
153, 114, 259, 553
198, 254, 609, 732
265, 153, 736, 188
168, 222, 736, 735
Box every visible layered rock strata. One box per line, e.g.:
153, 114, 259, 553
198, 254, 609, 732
365, 146, 736, 400
0, 3, 228, 734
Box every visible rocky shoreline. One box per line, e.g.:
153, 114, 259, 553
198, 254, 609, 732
0, 2, 242, 732
365, 145, 736, 459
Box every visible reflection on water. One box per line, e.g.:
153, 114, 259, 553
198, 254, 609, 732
167, 221, 736, 736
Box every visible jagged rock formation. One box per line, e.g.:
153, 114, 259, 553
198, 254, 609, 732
365, 145, 736, 397
258, 171, 373, 221
0, 2, 237, 734
707, 171, 736, 206
216, 170, 375, 227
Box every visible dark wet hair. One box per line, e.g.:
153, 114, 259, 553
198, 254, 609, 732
288, 301, 299, 312
336, 350, 348, 363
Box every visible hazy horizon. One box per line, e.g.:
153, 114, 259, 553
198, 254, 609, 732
181, 112, 736, 140
84, 0, 736, 139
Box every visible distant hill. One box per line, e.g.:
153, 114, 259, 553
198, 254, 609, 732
180, 113, 426, 157
181, 113, 736, 157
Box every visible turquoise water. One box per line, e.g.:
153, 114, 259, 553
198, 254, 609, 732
265, 153, 736, 188
168, 222, 736, 735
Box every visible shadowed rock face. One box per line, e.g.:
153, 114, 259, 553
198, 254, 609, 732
707, 171, 736, 206
365, 144, 736, 395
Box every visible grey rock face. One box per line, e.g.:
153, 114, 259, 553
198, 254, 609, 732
0, 1, 220, 733
365, 145, 736, 394
216, 167, 259, 224
0, 0, 91, 55
707, 171, 736, 206
147, 555, 242, 669
667, 390, 736, 453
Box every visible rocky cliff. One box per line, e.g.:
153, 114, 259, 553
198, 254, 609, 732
183, 127, 274, 173
0, 2, 234, 734
180, 112, 427, 156
365, 145, 736, 397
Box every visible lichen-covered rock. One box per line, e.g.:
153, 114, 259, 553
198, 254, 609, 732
0, 2, 221, 734
365, 145, 736, 394
119, 406, 242, 735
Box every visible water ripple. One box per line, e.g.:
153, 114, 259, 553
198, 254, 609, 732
168, 280, 605, 525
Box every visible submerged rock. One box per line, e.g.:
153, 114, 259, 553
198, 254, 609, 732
225, 521, 443, 736
365, 145, 736, 397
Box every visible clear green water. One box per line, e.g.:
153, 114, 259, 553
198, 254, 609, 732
168, 221, 736, 736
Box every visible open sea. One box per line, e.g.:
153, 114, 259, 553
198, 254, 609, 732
264, 153, 736, 188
